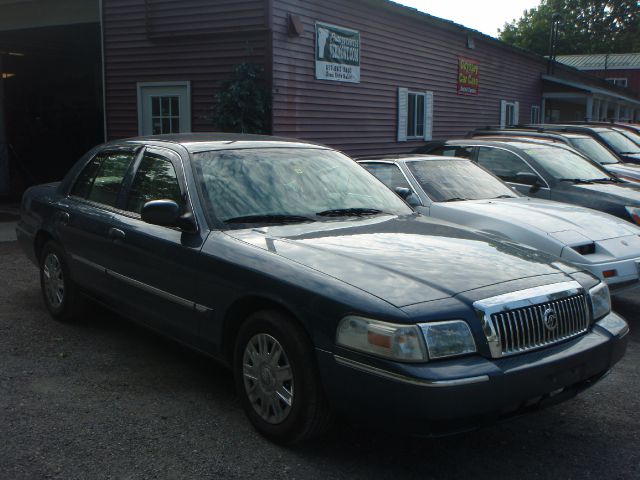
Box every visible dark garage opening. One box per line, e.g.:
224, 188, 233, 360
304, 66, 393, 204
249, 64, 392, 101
0, 23, 103, 199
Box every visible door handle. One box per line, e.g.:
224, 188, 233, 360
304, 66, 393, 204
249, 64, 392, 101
108, 227, 126, 241
55, 211, 70, 226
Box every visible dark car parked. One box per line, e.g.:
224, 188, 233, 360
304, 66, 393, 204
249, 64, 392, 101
469, 128, 640, 183
417, 138, 640, 226
522, 124, 640, 165
18, 134, 628, 443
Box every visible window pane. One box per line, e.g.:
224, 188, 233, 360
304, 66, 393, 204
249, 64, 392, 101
126, 154, 183, 214
407, 94, 416, 137
86, 152, 135, 206
170, 96, 179, 117
162, 118, 170, 133
476, 147, 536, 183
161, 97, 171, 116
416, 95, 425, 137
71, 156, 103, 198
171, 118, 180, 133
152, 119, 161, 135
152, 97, 160, 117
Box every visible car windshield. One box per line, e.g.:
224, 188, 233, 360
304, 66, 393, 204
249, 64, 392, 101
570, 137, 620, 165
617, 129, 640, 148
598, 130, 640, 154
406, 159, 517, 202
192, 148, 412, 223
523, 146, 613, 181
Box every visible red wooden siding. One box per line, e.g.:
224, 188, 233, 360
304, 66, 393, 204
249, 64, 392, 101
271, 0, 554, 155
578, 69, 640, 97
103, 0, 268, 139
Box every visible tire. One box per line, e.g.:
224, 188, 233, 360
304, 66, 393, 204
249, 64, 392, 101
39, 241, 84, 322
233, 310, 333, 444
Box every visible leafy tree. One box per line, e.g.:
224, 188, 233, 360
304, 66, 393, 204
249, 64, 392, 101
212, 62, 271, 134
499, 0, 640, 55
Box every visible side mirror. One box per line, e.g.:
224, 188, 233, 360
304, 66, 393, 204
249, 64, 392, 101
394, 186, 421, 207
141, 199, 197, 232
515, 172, 542, 193
394, 187, 412, 199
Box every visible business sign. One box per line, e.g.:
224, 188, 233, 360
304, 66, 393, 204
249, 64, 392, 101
457, 57, 480, 95
315, 22, 360, 83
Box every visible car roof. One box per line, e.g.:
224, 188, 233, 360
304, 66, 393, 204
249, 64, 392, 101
104, 133, 330, 154
444, 138, 564, 149
531, 124, 613, 133
356, 154, 465, 163
473, 130, 590, 140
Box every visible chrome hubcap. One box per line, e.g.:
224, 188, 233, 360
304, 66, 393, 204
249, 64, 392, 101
43, 253, 65, 309
242, 333, 294, 424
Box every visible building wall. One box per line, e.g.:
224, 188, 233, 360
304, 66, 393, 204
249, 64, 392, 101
578, 69, 640, 97
103, 0, 269, 139
271, 0, 554, 155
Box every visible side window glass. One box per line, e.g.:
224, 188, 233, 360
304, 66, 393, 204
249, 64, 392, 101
476, 147, 537, 184
431, 146, 473, 159
361, 163, 421, 206
71, 155, 103, 198
126, 153, 183, 214
86, 152, 136, 206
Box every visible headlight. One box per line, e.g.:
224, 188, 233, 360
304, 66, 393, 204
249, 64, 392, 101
589, 282, 611, 321
419, 321, 477, 359
625, 206, 640, 225
336, 316, 427, 361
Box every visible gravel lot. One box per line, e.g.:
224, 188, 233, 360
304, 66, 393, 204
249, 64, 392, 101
1, 238, 639, 480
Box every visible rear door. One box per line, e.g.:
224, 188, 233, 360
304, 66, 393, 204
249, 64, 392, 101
56, 148, 138, 294
475, 146, 551, 199
106, 146, 207, 343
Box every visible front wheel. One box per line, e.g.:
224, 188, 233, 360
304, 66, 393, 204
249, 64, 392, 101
233, 310, 332, 444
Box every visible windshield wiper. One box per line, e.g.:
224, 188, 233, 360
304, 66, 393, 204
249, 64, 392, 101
492, 194, 516, 199
316, 208, 384, 217
590, 177, 623, 184
619, 151, 640, 155
441, 197, 469, 202
224, 214, 315, 224
558, 178, 595, 184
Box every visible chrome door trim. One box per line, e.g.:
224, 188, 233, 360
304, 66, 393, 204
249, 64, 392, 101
333, 355, 489, 388
70, 254, 211, 313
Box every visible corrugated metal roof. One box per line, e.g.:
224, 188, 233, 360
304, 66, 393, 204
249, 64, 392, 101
556, 53, 640, 70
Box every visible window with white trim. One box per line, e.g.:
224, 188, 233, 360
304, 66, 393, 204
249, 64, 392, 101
500, 100, 519, 128
530, 105, 540, 124
397, 88, 434, 142
606, 78, 628, 88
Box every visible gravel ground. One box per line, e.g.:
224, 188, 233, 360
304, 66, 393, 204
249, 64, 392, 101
1, 239, 639, 480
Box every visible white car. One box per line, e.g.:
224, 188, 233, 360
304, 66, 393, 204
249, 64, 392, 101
358, 155, 640, 291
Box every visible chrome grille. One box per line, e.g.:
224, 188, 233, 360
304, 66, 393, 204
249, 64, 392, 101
490, 294, 589, 356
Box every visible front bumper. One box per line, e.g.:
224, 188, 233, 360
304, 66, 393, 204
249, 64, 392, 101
577, 257, 640, 290
317, 312, 628, 435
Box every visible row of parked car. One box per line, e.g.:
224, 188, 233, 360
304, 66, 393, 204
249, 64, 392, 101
16, 123, 637, 444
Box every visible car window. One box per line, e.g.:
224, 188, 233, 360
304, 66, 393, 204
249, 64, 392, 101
523, 146, 614, 181
476, 147, 538, 184
192, 148, 412, 223
360, 162, 421, 206
406, 159, 517, 202
570, 137, 620, 165
599, 130, 640, 154
125, 153, 183, 214
429, 146, 473, 159
71, 151, 135, 207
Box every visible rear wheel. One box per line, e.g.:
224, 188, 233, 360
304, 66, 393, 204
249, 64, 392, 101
233, 310, 332, 444
39, 241, 84, 322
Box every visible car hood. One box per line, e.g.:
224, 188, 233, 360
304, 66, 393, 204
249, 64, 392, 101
569, 181, 640, 204
606, 163, 640, 181
437, 197, 639, 242
225, 215, 578, 308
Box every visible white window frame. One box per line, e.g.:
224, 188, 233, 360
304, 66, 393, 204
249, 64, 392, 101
137, 81, 192, 136
500, 100, 519, 128
606, 78, 628, 88
397, 88, 434, 142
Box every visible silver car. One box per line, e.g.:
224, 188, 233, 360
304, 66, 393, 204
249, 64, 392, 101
358, 155, 640, 291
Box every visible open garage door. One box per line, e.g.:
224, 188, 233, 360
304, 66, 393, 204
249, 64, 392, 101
0, 0, 103, 199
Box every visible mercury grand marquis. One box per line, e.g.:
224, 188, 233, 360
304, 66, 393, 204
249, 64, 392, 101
17, 134, 629, 443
